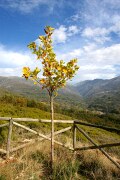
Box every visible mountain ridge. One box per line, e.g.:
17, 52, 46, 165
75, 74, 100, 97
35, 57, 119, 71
74, 76, 120, 113
0, 75, 120, 113
0, 76, 85, 109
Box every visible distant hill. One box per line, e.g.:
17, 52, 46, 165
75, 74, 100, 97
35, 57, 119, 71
0, 76, 85, 109
0, 76, 120, 129
0, 76, 120, 113
75, 76, 120, 113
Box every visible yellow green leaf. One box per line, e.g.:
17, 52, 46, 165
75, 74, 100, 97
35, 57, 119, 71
40, 78, 46, 84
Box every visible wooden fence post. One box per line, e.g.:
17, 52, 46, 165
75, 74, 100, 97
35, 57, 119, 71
6, 118, 13, 159
75, 125, 120, 169
73, 122, 76, 150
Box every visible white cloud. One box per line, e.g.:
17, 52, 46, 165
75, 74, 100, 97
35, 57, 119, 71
57, 43, 120, 82
56, 48, 83, 61
81, 65, 115, 71
52, 25, 80, 44
81, 20, 120, 43
52, 25, 67, 43
82, 27, 109, 38
0, 44, 41, 76
68, 25, 80, 36
0, 42, 119, 82
73, 0, 120, 26
0, 67, 21, 76
69, 0, 120, 45
83, 43, 97, 52
69, 49, 82, 57
78, 73, 116, 81
109, 16, 120, 35
82, 27, 111, 44
0, 0, 59, 13
70, 13, 81, 22
84, 44, 120, 66
0, 45, 31, 68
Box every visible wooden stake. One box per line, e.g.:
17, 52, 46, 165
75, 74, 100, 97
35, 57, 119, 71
6, 118, 13, 159
0, 123, 9, 128
73, 123, 76, 150
75, 142, 120, 151
11, 126, 73, 152
50, 94, 54, 171
0, 117, 11, 121
75, 125, 120, 169
13, 121, 38, 134
75, 121, 120, 133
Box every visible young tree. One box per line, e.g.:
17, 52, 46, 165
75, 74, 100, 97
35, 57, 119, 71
22, 26, 79, 169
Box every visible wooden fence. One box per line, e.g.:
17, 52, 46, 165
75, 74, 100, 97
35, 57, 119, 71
0, 117, 120, 169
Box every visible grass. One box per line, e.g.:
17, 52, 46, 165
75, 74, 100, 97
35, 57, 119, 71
0, 102, 120, 179
0, 121, 120, 180
0, 102, 73, 144
0, 140, 120, 180
0, 102, 72, 120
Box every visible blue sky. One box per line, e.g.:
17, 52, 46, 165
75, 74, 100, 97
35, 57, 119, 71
0, 0, 120, 82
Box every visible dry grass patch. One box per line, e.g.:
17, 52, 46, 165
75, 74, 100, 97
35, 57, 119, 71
0, 135, 120, 180
77, 149, 120, 179
0, 144, 44, 180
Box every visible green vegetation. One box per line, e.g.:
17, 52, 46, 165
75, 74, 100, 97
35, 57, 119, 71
75, 76, 120, 114
88, 91, 120, 114
0, 77, 85, 110
0, 90, 120, 179
0, 142, 119, 179
0, 92, 119, 134
0, 92, 120, 129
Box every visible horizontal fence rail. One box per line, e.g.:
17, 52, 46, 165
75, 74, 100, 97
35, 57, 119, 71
75, 142, 120, 151
0, 117, 120, 169
0, 117, 120, 133
75, 125, 120, 169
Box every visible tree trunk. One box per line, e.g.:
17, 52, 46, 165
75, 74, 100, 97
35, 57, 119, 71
50, 94, 54, 171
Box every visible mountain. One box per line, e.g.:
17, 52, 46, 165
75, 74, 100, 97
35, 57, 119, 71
75, 76, 120, 113
75, 76, 120, 97
0, 76, 120, 113
0, 76, 85, 109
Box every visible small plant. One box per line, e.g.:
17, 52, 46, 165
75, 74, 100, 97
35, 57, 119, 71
22, 26, 79, 170
0, 175, 6, 180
